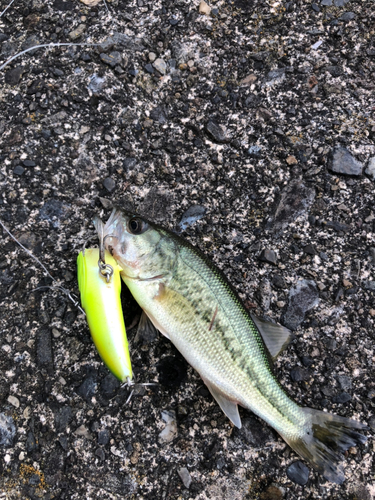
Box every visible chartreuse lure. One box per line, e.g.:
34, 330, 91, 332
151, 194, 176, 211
77, 247, 132, 383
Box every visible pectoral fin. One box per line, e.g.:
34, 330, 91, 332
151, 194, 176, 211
135, 310, 159, 343
204, 380, 242, 429
250, 313, 294, 360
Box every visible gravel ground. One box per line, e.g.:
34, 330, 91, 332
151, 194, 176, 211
1, 0, 375, 498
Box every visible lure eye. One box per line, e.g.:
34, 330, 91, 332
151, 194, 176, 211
128, 217, 148, 235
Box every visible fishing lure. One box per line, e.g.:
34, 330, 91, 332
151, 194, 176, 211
77, 247, 132, 383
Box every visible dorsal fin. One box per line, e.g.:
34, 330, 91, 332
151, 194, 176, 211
250, 314, 294, 360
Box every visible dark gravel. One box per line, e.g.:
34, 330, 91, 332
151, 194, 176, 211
0, 0, 374, 498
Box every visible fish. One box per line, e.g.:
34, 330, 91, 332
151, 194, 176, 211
93, 208, 367, 484
77, 247, 132, 383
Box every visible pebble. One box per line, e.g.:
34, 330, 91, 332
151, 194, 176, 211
205, 120, 230, 143
282, 279, 319, 330
321, 0, 332, 5
199, 0, 211, 15
7, 395, 20, 408
77, 372, 97, 402
267, 180, 316, 234
332, 392, 352, 404
153, 58, 167, 75
13, 165, 25, 175
100, 52, 122, 68
103, 177, 116, 193
286, 155, 298, 165
365, 157, 375, 181
100, 373, 121, 397
98, 429, 110, 445
264, 68, 286, 87
5, 66, 24, 86
74, 425, 92, 439
179, 205, 206, 231
54, 406, 73, 433
258, 249, 277, 265
144, 63, 154, 74
286, 461, 309, 485
69, 24, 86, 41
158, 410, 177, 443
88, 74, 106, 93
0, 413, 16, 447
248, 145, 262, 158
178, 467, 192, 488
36, 326, 53, 374
329, 147, 363, 176
23, 159, 36, 167
240, 74, 257, 86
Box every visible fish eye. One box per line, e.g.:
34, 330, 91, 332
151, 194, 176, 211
128, 217, 148, 235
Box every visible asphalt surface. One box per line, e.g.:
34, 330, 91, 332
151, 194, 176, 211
0, 0, 375, 498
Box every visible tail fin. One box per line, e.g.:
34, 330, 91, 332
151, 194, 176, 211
284, 408, 367, 484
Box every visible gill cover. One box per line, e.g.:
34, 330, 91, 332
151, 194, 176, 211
77, 247, 132, 382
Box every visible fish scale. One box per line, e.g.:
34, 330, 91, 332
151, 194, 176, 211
94, 208, 367, 484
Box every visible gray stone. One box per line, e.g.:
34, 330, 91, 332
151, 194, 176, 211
36, 326, 53, 374
205, 121, 231, 143
100, 51, 123, 68
365, 157, 375, 181
267, 180, 316, 234
287, 461, 309, 485
153, 58, 167, 75
258, 249, 277, 265
321, 0, 332, 5
103, 177, 116, 193
69, 24, 86, 41
282, 279, 319, 330
329, 147, 363, 176
264, 68, 286, 87
179, 205, 206, 231
0, 413, 16, 447
178, 467, 192, 488
88, 74, 106, 93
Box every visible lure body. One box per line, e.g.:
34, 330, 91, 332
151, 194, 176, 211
77, 247, 132, 382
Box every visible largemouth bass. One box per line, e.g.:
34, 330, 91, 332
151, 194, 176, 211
94, 208, 367, 483
77, 247, 132, 383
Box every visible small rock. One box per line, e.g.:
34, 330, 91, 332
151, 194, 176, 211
5, 66, 24, 86
329, 147, 363, 176
7, 395, 19, 408
332, 392, 352, 404
100, 51, 122, 68
69, 24, 86, 41
248, 145, 262, 158
100, 373, 121, 398
179, 205, 206, 231
144, 63, 154, 74
74, 425, 92, 439
272, 274, 286, 289
321, 0, 332, 4
0, 413, 16, 447
159, 410, 177, 443
54, 406, 73, 433
98, 429, 110, 445
36, 326, 53, 374
103, 177, 116, 193
267, 180, 315, 234
303, 244, 316, 255
199, 0, 211, 15
282, 279, 319, 330
205, 121, 230, 143
290, 367, 310, 382
286, 461, 309, 485
148, 52, 156, 62
324, 220, 351, 233
178, 467, 192, 488
88, 74, 106, 93
153, 58, 167, 75
23, 159, 36, 167
337, 375, 352, 391
13, 165, 25, 176
339, 12, 355, 21
286, 155, 298, 165
342, 279, 352, 288
258, 249, 277, 265
365, 157, 375, 181
264, 68, 286, 87
363, 281, 375, 291
240, 74, 257, 86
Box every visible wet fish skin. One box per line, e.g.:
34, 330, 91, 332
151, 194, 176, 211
96, 208, 367, 484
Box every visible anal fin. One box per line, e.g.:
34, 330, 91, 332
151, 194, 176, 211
204, 380, 242, 429
250, 313, 294, 360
